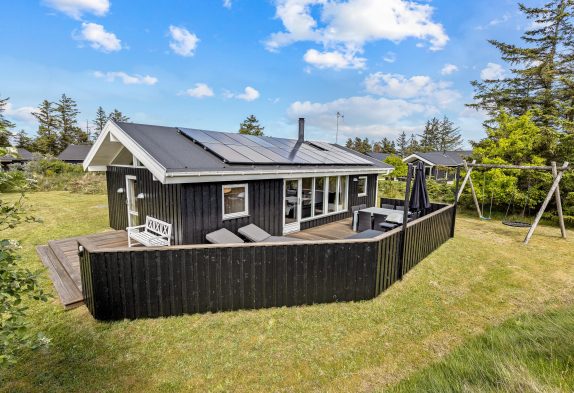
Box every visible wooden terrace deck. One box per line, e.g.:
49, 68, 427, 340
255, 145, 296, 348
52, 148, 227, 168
37, 230, 128, 309
37, 219, 356, 309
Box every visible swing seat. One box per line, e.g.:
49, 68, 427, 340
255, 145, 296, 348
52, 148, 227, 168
502, 220, 531, 228
480, 216, 492, 221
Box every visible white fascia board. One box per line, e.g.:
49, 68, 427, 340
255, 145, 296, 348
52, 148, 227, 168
163, 167, 392, 184
83, 121, 113, 171
403, 154, 434, 166
83, 120, 168, 183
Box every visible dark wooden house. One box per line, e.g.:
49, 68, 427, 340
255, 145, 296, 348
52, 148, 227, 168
58, 144, 93, 164
84, 119, 394, 245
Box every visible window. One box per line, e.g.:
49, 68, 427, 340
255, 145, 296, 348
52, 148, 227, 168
314, 177, 325, 216
338, 176, 347, 211
357, 176, 368, 197
301, 177, 313, 219
222, 184, 248, 219
327, 176, 338, 213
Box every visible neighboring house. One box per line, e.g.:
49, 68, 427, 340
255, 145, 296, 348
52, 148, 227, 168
58, 144, 93, 164
84, 119, 394, 245
403, 150, 472, 181
366, 152, 390, 162
0, 147, 33, 170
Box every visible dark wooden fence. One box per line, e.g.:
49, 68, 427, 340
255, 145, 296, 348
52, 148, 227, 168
79, 203, 456, 320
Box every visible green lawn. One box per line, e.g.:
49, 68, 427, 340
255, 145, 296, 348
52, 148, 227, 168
1, 191, 573, 392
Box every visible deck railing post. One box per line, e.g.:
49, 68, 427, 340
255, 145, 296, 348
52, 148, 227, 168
451, 165, 461, 238
398, 163, 414, 279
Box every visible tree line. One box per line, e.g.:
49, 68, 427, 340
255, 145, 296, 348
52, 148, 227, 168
0, 94, 129, 156
345, 115, 463, 157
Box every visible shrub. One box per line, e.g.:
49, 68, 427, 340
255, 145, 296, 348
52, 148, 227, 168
66, 173, 107, 194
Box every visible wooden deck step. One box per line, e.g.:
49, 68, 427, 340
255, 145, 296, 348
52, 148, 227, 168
36, 245, 84, 309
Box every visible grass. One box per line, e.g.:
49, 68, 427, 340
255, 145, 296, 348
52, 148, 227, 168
1, 191, 573, 392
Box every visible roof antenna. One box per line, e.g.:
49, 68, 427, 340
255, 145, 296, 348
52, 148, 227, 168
336, 111, 344, 144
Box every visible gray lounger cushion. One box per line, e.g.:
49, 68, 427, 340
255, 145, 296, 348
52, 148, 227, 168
238, 223, 271, 242
263, 236, 301, 243
345, 229, 384, 239
238, 224, 301, 243
206, 228, 244, 244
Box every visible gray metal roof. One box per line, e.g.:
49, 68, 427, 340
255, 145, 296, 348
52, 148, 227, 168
117, 122, 393, 172
366, 152, 391, 162
58, 144, 93, 162
410, 150, 471, 166
0, 147, 33, 162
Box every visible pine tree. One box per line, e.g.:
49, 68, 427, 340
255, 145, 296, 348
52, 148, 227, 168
395, 131, 408, 157
407, 133, 419, 155
13, 130, 34, 150
32, 100, 59, 155
469, 0, 574, 137
0, 97, 15, 146
55, 94, 87, 152
373, 137, 396, 154
108, 109, 130, 123
436, 116, 463, 151
238, 115, 264, 136
419, 118, 440, 152
92, 106, 107, 138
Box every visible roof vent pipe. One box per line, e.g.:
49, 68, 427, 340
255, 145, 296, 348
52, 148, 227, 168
298, 118, 305, 142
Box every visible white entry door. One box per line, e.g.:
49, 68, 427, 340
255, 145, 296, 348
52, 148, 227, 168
283, 178, 301, 234
125, 175, 139, 227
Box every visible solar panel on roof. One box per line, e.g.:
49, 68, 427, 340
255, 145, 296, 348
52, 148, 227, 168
178, 127, 372, 166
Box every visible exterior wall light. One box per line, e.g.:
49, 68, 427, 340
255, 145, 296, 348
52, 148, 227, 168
136, 193, 145, 199
117, 188, 125, 193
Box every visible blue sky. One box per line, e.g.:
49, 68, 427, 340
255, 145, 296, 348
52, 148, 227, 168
1, 0, 538, 146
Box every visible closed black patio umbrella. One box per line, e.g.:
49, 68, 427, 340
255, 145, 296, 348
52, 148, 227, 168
409, 161, 431, 211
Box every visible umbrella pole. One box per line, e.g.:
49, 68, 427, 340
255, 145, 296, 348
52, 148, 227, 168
398, 163, 414, 280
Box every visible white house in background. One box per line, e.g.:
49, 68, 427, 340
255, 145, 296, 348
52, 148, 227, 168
403, 150, 472, 181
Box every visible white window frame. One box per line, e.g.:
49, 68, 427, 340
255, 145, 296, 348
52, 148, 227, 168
357, 176, 368, 197
222, 183, 249, 220
299, 175, 348, 222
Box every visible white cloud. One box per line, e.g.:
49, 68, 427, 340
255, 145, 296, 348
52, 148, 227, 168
223, 0, 232, 9
43, 0, 109, 19
364, 72, 460, 107
3, 103, 38, 125
94, 71, 158, 85
266, 0, 448, 69
237, 86, 260, 101
181, 83, 214, 98
168, 25, 199, 57
303, 49, 366, 70
441, 63, 458, 75
476, 14, 510, 30
287, 95, 429, 139
76, 22, 122, 52
224, 86, 260, 101
383, 51, 397, 63
480, 62, 506, 80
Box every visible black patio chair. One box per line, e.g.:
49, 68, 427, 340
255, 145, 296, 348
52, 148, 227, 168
373, 213, 388, 230
357, 211, 373, 232
380, 203, 395, 210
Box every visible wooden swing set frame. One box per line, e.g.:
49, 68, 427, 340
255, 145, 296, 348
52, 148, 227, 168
456, 160, 569, 244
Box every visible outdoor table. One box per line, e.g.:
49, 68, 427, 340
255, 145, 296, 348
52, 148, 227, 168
353, 207, 408, 231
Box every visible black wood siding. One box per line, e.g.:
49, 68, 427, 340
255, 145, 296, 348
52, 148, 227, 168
106, 166, 184, 245
181, 179, 283, 244
107, 167, 379, 244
